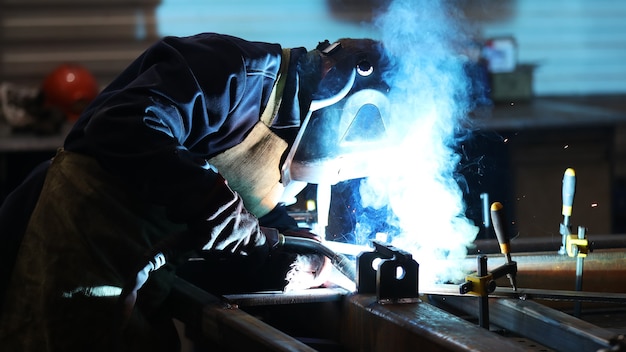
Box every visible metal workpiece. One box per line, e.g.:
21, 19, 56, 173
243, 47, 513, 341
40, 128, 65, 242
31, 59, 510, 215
429, 294, 617, 352
172, 276, 532, 351
170, 271, 626, 351
357, 241, 419, 303
170, 276, 319, 352
423, 283, 626, 305
167, 233, 626, 351
202, 304, 319, 352
341, 294, 531, 352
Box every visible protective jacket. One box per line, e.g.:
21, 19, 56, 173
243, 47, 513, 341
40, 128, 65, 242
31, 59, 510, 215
0, 33, 314, 352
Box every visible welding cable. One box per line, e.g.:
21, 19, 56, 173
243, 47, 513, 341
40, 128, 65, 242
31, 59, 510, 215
280, 235, 357, 283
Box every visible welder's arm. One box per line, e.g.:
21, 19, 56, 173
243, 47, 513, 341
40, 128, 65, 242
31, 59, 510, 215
80, 89, 271, 258
186, 173, 268, 256
120, 174, 270, 322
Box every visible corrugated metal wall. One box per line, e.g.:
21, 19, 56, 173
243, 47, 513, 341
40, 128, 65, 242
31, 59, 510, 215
1, 0, 625, 95
0, 0, 160, 87
154, 0, 378, 50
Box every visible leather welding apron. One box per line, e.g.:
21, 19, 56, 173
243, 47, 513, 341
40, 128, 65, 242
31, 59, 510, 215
0, 149, 185, 352
207, 48, 291, 219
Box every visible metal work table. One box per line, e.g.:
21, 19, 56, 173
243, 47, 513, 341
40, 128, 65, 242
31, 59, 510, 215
472, 95, 626, 130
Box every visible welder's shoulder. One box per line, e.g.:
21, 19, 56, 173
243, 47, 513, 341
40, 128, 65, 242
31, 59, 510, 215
164, 33, 284, 75
158, 33, 282, 60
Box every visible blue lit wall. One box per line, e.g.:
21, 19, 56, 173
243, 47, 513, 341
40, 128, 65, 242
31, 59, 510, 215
156, 0, 380, 49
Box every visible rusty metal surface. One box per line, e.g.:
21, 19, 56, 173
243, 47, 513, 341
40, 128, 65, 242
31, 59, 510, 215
340, 294, 530, 352
428, 295, 616, 352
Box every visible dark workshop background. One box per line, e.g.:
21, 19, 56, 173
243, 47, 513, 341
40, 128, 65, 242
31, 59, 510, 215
1, 0, 626, 240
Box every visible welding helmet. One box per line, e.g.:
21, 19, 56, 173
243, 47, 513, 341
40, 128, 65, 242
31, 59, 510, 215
282, 38, 394, 186
41, 63, 99, 121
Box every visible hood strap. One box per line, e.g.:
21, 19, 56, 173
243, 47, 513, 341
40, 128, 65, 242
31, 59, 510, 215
260, 48, 290, 126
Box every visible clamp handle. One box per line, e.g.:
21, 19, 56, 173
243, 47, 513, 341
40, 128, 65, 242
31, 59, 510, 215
490, 202, 511, 261
562, 168, 576, 221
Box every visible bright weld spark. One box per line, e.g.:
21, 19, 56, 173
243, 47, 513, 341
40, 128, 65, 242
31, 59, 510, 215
591, 203, 598, 208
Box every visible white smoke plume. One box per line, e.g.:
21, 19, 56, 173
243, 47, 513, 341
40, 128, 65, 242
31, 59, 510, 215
360, 0, 480, 284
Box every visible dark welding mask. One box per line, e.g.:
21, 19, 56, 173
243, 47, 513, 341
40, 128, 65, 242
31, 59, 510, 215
282, 38, 393, 187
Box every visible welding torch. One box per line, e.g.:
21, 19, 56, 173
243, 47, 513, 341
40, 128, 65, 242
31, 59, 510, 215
490, 201, 517, 291
267, 230, 357, 283
560, 168, 576, 255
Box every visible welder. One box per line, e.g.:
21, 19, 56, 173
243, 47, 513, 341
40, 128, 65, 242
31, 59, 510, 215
0, 33, 391, 351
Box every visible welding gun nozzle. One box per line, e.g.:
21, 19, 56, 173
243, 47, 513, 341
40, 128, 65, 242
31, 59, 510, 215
508, 273, 518, 291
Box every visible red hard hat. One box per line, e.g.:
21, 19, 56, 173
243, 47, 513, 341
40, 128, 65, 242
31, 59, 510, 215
41, 63, 99, 121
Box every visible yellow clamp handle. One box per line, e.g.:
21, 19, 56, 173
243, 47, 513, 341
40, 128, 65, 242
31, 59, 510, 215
566, 234, 588, 258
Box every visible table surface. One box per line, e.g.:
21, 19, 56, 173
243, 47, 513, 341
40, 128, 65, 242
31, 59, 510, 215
472, 95, 626, 130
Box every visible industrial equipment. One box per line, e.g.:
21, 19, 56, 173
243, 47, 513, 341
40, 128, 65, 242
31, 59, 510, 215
170, 168, 626, 351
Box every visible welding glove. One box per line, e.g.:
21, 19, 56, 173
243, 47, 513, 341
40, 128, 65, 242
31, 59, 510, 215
186, 173, 268, 256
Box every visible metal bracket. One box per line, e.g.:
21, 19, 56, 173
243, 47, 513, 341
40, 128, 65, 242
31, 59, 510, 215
356, 241, 419, 303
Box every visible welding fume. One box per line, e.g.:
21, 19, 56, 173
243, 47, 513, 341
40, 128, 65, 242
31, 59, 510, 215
322, 0, 481, 287
0, 33, 397, 351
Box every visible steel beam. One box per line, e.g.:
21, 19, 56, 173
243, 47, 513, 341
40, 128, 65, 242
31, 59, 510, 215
340, 294, 530, 351
428, 294, 616, 352
170, 276, 317, 352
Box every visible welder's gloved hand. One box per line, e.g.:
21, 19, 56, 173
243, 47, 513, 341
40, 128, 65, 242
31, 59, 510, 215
187, 174, 268, 257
